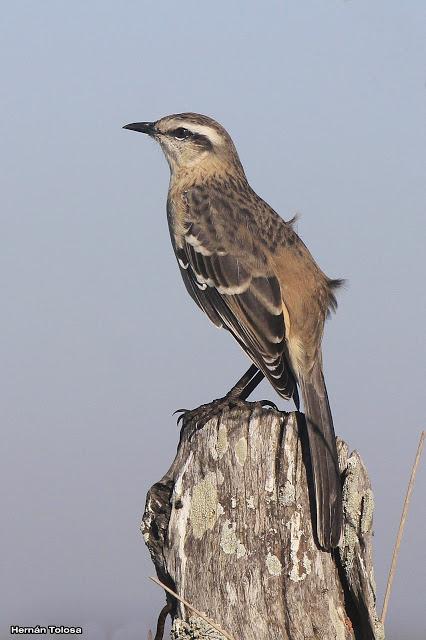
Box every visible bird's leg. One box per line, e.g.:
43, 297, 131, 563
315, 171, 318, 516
225, 364, 263, 399
175, 365, 259, 424
224, 366, 278, 407
234, 368, 278, 408
175, 364, 278, 440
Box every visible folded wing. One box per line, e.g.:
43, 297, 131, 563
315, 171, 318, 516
170, 189, 299, 405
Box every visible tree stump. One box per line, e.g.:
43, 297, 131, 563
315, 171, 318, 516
142, 404, 385, 640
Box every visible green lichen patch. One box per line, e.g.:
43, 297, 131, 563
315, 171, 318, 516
235, 436, 247, 466
361, 489, 374, 534
190, 475, 219, 540
278, 481, 295, 506
171, 616, 227, 639
266, 552, 282, 576
220, 519, 246, 558
217, 424, 229, 458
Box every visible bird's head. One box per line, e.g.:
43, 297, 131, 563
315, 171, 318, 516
123, 112, 244, 178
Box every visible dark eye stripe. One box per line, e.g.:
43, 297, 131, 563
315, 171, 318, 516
170, 127, 192, 140
168, 127, 213, 151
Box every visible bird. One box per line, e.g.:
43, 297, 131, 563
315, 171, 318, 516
123, 113, 343, 550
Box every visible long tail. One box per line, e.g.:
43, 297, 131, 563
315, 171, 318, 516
299, 360, 343, 550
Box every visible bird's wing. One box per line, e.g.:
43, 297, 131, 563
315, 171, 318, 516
173, 188, 298, 403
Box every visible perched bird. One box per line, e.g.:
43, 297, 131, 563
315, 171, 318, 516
123, 113, 343, 550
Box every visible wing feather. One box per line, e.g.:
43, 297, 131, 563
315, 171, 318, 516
169, 189, 299, 404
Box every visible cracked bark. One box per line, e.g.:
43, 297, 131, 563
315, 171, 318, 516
142, 404, 385, 640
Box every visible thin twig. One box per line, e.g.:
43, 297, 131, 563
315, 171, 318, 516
149, 575, 237, 640
381, 430, 425, 623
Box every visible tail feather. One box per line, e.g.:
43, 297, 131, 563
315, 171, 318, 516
299, 362, 343, 550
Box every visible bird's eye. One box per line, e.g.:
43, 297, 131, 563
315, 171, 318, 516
171, 127, 192, 140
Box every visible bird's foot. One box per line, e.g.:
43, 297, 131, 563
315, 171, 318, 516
174, 395, 246, 441
174, 396, 279, 441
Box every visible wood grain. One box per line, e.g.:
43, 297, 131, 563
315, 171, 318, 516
142, 404, 384, 640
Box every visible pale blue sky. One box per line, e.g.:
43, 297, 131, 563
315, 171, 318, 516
1, 1, 425, 638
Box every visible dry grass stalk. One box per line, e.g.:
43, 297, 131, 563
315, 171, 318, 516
149, 575, 237, 640
381, 430, 425, 623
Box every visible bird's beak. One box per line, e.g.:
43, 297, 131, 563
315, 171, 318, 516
123, 122, 156, 135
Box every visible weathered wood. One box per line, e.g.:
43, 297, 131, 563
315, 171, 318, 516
142, 404, 384, 640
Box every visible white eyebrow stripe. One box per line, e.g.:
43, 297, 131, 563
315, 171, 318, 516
173, 121, 223, 146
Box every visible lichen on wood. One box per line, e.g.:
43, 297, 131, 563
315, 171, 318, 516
142, 403, 383, 639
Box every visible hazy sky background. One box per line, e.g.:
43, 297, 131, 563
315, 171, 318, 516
1, 1, 425, 638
